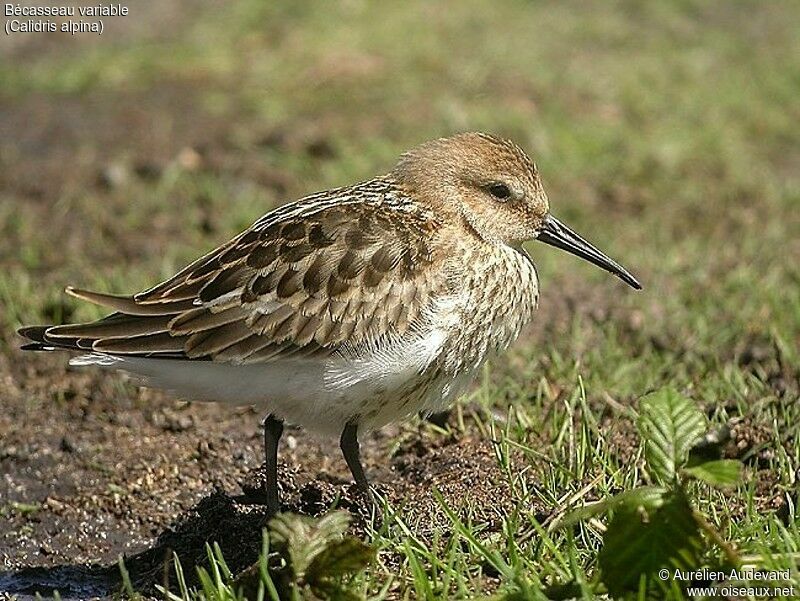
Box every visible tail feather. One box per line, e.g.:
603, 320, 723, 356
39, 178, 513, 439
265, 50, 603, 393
21, 342, 54, 351
17, 325, 48, 344
18, 286, 248, 362
93, 332, 190, 354
65, 287, 196, 316
47, 313, 172, 339
18, 287, 194, 358
17, 325, 82, 351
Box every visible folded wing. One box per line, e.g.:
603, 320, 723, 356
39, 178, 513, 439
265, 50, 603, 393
20, 183, 447, 364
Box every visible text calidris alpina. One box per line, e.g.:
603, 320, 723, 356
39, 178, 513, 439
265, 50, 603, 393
19, 132, 641, 513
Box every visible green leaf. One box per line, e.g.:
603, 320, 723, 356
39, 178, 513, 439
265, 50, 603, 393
309, 579, 364, 601
306, 538, 375, 583
268, 511, 352, 576
684, 459, 743, 487
599, 487, 704, 597
638, 388, 706, 484
558, 486, 668, 528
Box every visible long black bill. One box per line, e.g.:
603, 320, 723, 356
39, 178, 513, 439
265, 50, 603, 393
537, 214, 642, 290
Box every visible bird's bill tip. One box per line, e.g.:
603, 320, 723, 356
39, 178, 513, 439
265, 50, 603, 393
536, 214, 642, 290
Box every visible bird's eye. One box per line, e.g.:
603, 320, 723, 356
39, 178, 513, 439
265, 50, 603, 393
488, 183, 511, 201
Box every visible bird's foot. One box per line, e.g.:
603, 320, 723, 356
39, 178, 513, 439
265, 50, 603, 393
234, 486, 281, 514
237, 467, 283, 515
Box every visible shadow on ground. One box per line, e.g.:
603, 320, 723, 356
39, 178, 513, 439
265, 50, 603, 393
1, 405, 537, 599
2, 487, 283, 599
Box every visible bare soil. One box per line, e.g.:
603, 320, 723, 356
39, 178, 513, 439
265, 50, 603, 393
0, 350, 528, 598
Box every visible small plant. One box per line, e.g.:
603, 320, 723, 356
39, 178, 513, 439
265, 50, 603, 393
229, 511, 375, 601
559, 387, 744, 597
157, 511, 374, 601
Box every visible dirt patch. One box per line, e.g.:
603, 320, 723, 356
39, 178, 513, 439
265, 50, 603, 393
0, 357, 533, 598
0, 85, 289, 204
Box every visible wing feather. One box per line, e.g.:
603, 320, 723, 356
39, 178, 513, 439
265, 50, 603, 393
19, 178, 447, 363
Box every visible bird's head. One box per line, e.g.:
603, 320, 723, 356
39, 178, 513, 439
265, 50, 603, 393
393, 132, 641, 290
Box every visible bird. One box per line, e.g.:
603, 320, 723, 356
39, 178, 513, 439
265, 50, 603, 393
18, 132, 641, 514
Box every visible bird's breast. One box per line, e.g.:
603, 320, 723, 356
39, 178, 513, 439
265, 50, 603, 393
440, 243, 539, 372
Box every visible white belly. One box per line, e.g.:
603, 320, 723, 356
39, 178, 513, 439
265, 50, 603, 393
69, 244, 537, 437
71, 322, 469, 437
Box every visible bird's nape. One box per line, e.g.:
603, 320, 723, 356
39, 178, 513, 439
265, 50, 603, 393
536, 214, 642, 290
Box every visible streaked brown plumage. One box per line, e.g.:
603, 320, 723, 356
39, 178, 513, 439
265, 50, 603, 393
19, 132, 641, 513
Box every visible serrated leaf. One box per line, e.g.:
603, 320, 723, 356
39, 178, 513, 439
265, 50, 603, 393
684, 459, 743, 487
306, 538, 375, 583
309, 579, 364, 601
599, 487, 704, 597
268, 511, 352, 576
558, 486, 668, 528
638, 388, 706, 484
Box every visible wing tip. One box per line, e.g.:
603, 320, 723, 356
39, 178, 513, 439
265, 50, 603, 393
20, 342, 56, 352
18, 325, 49, 342
65, 286, 122, 303
18, 326, 59, 352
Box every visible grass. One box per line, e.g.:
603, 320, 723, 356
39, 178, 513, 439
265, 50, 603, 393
1, 0, 799, 599
130, 386, 800, 599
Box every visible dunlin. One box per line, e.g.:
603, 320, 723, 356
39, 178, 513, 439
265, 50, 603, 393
19, 132, 641, 513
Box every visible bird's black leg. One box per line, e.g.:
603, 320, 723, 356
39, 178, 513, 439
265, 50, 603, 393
340, 421, 370, 496
262, 414, 284, 515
